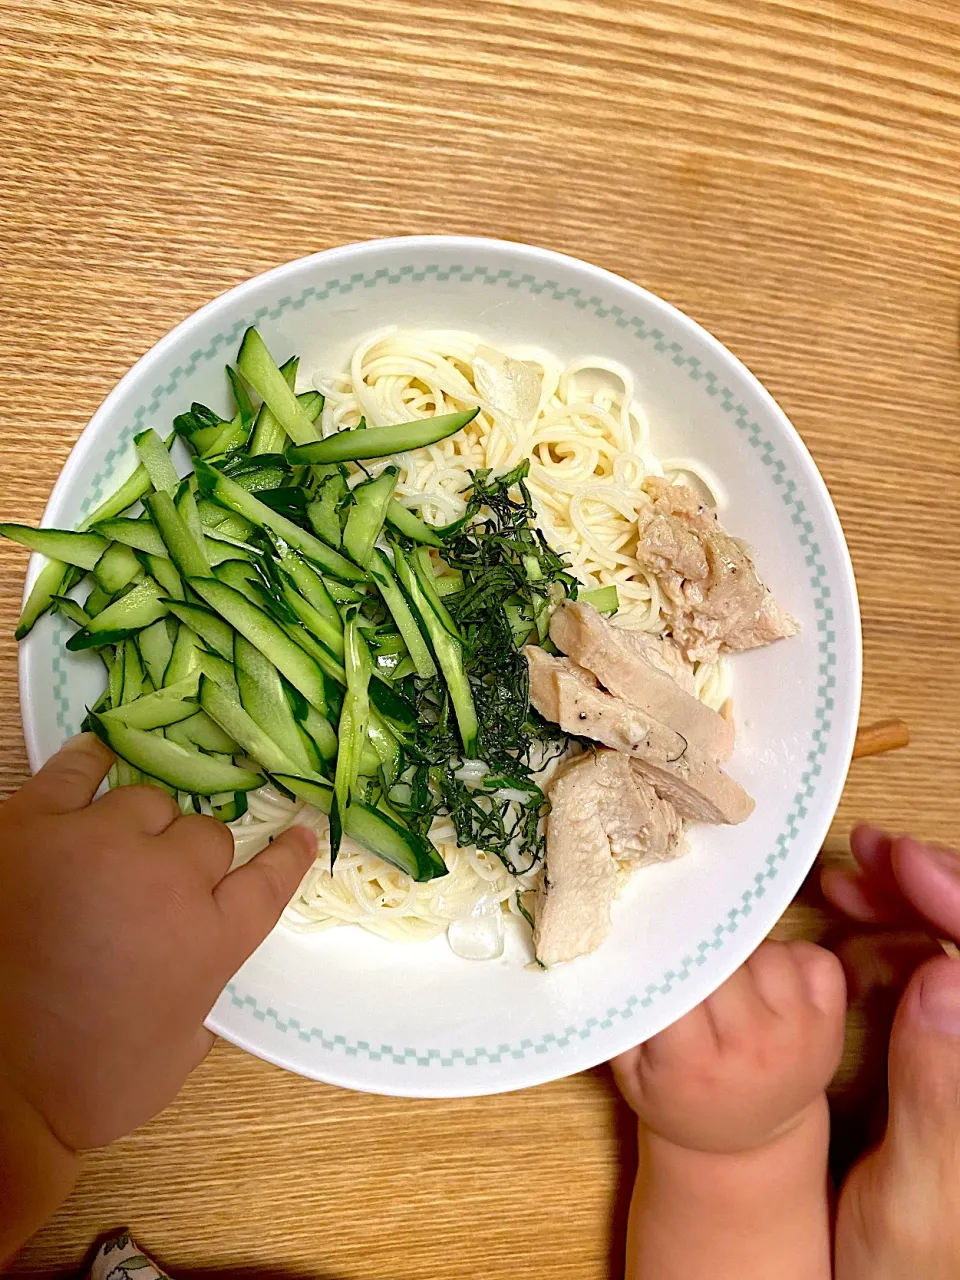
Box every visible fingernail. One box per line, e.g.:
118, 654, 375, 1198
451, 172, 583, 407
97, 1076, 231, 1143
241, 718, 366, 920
918, 964, 960, 1035
291, 825, 318, 857
61, 732, 97, 751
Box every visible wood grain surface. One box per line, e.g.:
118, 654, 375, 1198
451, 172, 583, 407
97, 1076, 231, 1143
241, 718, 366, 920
3, 0, 960, 1275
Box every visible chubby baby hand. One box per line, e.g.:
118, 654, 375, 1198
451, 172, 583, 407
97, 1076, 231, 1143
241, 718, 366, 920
613, 940, 847, 1154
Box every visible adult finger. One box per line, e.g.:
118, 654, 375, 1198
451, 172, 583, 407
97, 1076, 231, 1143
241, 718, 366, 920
92, 781, 181, 835
881, 957, 960, 1183
850, 824, 896, 879
10, 733, 114, 816
821, 866, 919, 926
212, 826, 317, 966
160, 812, 235, 885
892, 838, 960, 945
835, 931, 941, 1003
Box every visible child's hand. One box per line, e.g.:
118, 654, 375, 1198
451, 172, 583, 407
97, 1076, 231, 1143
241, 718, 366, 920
612, 940, 846, 1154
0, 733, 316, 1153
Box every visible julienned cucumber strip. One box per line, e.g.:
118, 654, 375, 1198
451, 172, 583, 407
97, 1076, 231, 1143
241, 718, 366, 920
277, 550, 343, 630
193, 458, 367, 584
146, 492, 210, 579
250, 355, 297, 456
15, 558, 69, 639
89, 712, 263, 794
77, 431, 175, 531
342, 466, 397, 568
288, 408, 478, 465
272, 775, 446, 882
138, 617, 175, 687
66, 578, 168, 651
369, 550, 436, 679
165, 709, 240, 754
135, 428, 180, 495
163, 599, 235, 659
198, 675, 305, 776
93, 542, 142, 595
393, 549, 478, 756
102, 675, 200, 730
234, 634, 314, 774
384, 499, 444, 547
0, 525, 109, 570
331, 616, 372, 864
580, 584, 619, 614
236, 329, 319, 447
278, 576, 345, 660
188, 576, 329, 713
226, 364, 255, 424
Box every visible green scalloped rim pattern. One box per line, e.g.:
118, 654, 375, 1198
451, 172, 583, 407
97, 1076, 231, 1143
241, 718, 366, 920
46, 263, 837, 1069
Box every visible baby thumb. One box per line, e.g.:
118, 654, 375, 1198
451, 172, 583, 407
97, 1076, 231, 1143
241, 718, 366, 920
883, 956, 960, 1181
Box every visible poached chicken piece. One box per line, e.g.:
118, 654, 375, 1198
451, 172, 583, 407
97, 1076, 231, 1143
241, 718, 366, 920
526, 647, 754, 826
636, 478, 799, 662
534, 750, 683, 966
550, 600, 735, 761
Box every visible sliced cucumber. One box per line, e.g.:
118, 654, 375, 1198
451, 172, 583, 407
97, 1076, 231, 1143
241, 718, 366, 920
163, 624, 204, 685
369, 550, 436, 679
342, 467, 397, 568
393, 549, 477, 755
0, 525, 109, 571
196, 648, 239, 695
278, 576, 345, 660
50, 595, 92, 630
135, 428, 180, 495
198, 675, 303, 774
277, 549, 343, 629
236, 329, 319, 447
272, 776, 446, 881
121, 638, 146, 703
580, 584, 619, 614
89, 712, 263, 794
165, 709, 240, 754
250, 354, 298, 456
212, 791, 248, 822
195, 458, 366, 583
102, 675, 200, 730
15, 559, 69, 639
287, 409, 478, 465
93, 542, 142, 595
77, 434, 173, 530
234, 635, 314, 773
293, 701, 338, 763
92, 518, 167, 557
306, 466, 349, 548
138, 617, 175, 688
226, 364, 255, 424
164, 600, 235, 660
66, 578, 168, 651
384, 500, 444, 547
146, 492, 209, 579
141, 552, 185, 602
188, 576, 329, 713
331, 616, 373, 863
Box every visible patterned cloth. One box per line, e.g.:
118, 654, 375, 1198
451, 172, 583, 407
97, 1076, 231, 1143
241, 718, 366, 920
90, 1232, 171, 1280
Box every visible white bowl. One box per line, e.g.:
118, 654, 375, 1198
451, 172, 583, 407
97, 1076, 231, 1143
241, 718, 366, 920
19, 236, 861, 1096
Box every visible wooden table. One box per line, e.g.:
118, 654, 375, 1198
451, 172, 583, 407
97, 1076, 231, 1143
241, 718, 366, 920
3, 1, 960, 1274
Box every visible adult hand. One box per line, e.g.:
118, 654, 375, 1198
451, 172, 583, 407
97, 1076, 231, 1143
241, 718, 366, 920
823, 827, 960, 1279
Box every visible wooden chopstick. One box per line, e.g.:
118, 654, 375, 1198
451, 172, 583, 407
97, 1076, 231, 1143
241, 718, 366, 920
852, 718, 910, 761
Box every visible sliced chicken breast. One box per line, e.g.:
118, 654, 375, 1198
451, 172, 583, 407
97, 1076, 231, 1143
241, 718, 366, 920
526, 646, 754, 825
535, 749, 683, 966
549, 600, 734, 760
636, 478, 799, 662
